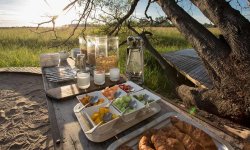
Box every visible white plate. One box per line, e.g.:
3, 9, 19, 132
76, 91, 109, 110
119, 81, 143, 93
131, 89, 161, 105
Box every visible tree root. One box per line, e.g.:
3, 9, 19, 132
176, 85, 250, 125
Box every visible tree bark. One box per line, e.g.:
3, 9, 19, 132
157, 0, 250, 123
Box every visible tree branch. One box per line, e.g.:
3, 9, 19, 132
31, 16, 58, 38
157, 0, 232, 87
108, 0, 140, 35
190, 0, 250, 58
145, 0, 153, 24
63, 0, 79, 11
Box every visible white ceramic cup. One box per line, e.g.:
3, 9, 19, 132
94, 70, 105, 85
77, 72, 90, 89
110, 68, 120, 82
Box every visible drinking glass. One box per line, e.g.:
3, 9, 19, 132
110, 68, 120, 82
86, 35, 96, 66
94, 69, 105, 85
77, 71, 90, 89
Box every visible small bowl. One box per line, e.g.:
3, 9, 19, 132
84, 103, 121, 133
112, 96, 145, 122
101, 86, 127, 100
119, 81, 143, 93
131, 89, 161, 106
76, 91, 109, 109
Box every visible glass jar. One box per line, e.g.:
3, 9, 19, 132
107, 36, 119, 69
95, 36, 108, 71
86, 35, 96, 66
79, 36, 87, 57
95, 36, 119, 74
125, 36, 144, 85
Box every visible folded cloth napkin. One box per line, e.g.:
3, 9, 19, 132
40, 53, 60, 67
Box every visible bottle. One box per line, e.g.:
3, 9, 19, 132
125, 36, 144, 85
75, 54, 86, 72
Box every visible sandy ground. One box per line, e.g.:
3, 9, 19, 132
0, 73, 53, 150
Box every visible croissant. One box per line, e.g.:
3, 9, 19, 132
162, 125, 204, 150
170, 117, 217, 150
139, 135, 154, 150
150, 129, 185, 150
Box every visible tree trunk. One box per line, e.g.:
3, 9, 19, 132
157, 0, 250, 124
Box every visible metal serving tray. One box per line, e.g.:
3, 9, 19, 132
107, 112, 234, 150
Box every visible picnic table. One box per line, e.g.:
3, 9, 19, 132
41, 58, 238, 150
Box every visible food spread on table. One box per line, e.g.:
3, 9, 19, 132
118, 117, 217, 150
119, 84, 133, 93
90, 107, 118, 125
133, 94, 154, 105
80, 95, 105, 107
113, 95, 136, 113
102, 85, 119, 100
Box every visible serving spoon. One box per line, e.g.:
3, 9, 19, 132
74, 96, 99, 113
121, 100, 137, 115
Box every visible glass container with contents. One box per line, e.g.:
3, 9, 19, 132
95, 36, 108, 71
86, 35, 96, 66
95, 36, 119, 74
79, 36, 87, 57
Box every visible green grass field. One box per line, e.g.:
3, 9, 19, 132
0, 27, 219, 97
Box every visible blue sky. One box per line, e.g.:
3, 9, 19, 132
0, 0, 249, 27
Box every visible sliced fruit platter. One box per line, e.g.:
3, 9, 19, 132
73, 81, 163, 142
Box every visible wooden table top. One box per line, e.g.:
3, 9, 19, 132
41, 58, 241, 150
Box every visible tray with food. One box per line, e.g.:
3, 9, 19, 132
73, 100, 161, 142
108, 112, 233, 150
